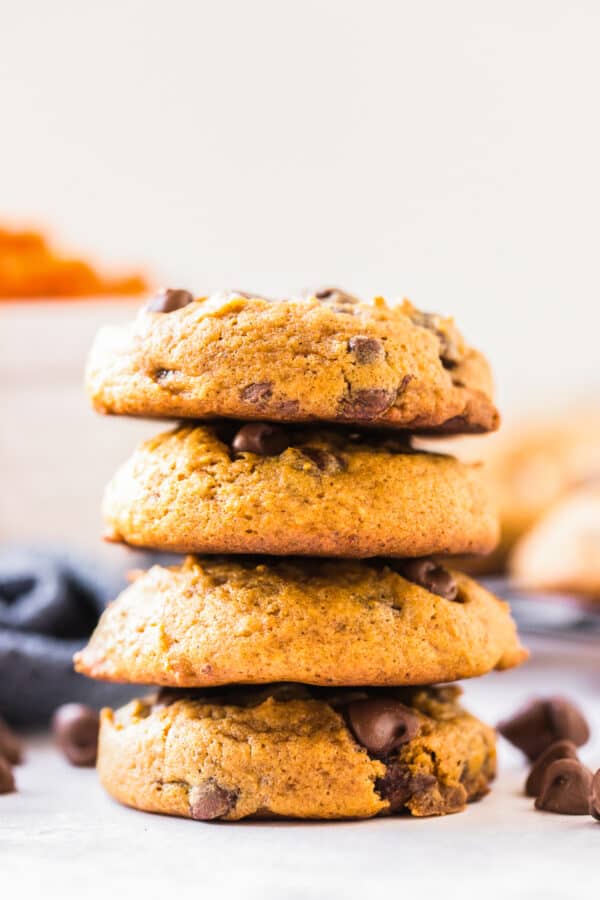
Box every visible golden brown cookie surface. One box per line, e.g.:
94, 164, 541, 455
102, 423, 499, 558
86, 291, 498, 433
75, 557, 527, 687
97, 684, 496, 821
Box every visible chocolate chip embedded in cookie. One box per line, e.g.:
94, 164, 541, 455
101, 422, 499, 558
145, 288, 195, 314
498, 697, 590, 761
74, 557, 527, 688
96, 685, 496, 821
348, 336, 386, 365
189, 781, 238, 820
231, 423, 290, 456
346, 699, 421, 756
86, 291, 499, 433
393, 559, 459, 601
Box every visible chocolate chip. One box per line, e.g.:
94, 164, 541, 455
397, 559, 459, 601
52, 703, 100, 767
535, 759, 593, 815
590, 770, 600, 821
0, 756, 15, 794
346, 698, 421, 757
376, 761, 436, 812
145, 288, 194, 313
232, 423, 290, 456
313, 287, 359, 304
240, 382, 273, 404
301, 447, 346, 473
338, 389, 396, 420
498, 698, 590, 761
348, 336, 385, 364
189, 781, 237, 820
0, 718, 22, 765
525, 740, 579, 797
410, 310, 461, 369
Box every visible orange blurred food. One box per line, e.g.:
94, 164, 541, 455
0, 226, 148, 298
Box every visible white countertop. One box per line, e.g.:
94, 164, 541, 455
3, 636, 600, 899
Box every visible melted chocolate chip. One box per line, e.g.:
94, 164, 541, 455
348, 336, 385, 364
0, 718, 22, 765
590, 770, 600, 821
232, 423, 290, 456
525, 740, 579, 797
52, 703, 99, 767
189, 781, 237, 820
145, 288, 194, 313
376, 762, 436, 812
301, 447, 346, 473
535, 759, 593, 815
240, 382, 273, 404
498, 698, 590, 761
0, 756, 15, 794
346, 698, 421, 757
338, 389, 396, 420
397, 559, 459, 601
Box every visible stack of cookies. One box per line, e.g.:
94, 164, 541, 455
76, 287, 527, 821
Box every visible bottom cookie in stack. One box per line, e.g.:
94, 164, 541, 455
97, 684, 496, 821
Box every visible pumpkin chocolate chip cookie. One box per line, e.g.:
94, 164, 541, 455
101, 422, 499, 557
85, 289, 499, 433
75, 557, 527, 687
97, 684, 496, 820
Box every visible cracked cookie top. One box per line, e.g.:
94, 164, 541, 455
86, 288, 499, 433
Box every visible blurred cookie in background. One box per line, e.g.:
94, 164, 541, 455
484, 409, 600, 571
419, 406, 600, 575
511, 486, 600, 600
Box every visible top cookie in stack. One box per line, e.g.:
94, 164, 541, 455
86, 287, 498, 433
78, 287, 525, 823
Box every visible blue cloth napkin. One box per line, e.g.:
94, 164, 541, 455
0, 546, 158, 725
